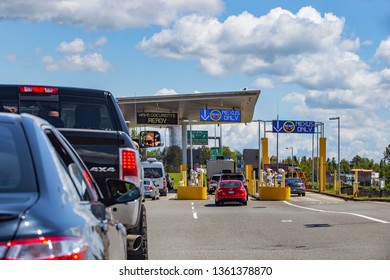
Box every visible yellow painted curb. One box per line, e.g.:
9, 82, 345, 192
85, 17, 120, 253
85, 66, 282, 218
259, 187, 290, 201
177, 186, 208, 200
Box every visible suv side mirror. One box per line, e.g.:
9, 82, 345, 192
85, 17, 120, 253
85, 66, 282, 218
139, 131, 163, 148
105, 178, 140, 206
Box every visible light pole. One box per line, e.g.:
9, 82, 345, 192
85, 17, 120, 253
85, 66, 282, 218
329, 117, 340, 182
183, 119, 197, 185
286, 147, 293, 177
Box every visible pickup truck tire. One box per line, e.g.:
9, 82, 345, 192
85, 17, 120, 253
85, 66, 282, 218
127, 204, 148, 260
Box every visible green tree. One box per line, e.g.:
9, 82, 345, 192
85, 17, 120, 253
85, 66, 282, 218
340, 159, 351, 173
162, 145, 182, 172
198, 146, 210, 165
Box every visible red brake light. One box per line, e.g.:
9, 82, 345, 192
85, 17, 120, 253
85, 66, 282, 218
1, 236, 89, 260
83, 170, 93, 186
19, 86, 58, 94
120, 149, 138, 179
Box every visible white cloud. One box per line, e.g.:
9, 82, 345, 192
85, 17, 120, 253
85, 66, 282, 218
57, 38, 85, 53
5, 54, 17, 62
93, 37, 107, 47
155, 88, 178, 95
375, 37, 390, 66
254, 77, 274, 89
43, 53, 112, 72
138, 7, 348, 79
0, 0, 223, 29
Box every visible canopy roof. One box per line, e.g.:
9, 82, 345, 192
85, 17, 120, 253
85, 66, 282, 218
117, 89, 260, 127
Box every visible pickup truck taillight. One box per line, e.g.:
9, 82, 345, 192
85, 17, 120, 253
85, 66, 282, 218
1, 236, 89, 260
119, 148, 139, 185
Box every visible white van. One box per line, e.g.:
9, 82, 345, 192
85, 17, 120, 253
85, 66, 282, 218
141, 158, 168, 196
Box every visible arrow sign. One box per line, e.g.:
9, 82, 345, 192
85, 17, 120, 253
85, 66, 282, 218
200, 109, 210, 121
200, 109, 241, 122
272, 120, 315, 134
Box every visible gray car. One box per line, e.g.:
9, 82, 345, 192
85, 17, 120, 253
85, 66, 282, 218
285, 177, 306, 196
144, 179, 160, 200
0, 113, 138, 259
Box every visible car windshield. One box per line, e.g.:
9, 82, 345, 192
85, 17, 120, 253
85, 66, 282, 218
220, 181, 242, 187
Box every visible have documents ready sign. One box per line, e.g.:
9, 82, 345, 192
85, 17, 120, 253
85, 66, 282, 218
137, 112, 178, 125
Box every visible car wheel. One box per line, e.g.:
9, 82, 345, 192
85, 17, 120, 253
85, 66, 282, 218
243, 201, 247, 206
302, 193, 306, 196
152, 196, 156, 200
127, 205, 148, 260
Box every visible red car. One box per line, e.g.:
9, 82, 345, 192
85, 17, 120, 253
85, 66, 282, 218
215, 180, 247, 206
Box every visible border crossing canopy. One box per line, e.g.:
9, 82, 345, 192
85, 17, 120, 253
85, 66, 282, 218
117, 90, 260, 127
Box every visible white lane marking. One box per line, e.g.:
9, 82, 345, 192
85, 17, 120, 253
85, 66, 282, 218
283, 201, 390, 224
191, 202, 198, 219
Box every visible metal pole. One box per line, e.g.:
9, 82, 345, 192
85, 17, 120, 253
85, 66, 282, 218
291, 147, 294, 177
337, 118, 341, 181
329, 117, 340, 181
189, 121, 193, 185
312, 131, 314, 188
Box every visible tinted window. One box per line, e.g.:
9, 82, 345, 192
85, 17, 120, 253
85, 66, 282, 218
221, 174, 245, 181
0, 124, 37, 192
143, 167, 163, 178
61, 101, 113, 130
17, 99, 114, 130
220, 181, 242, 187
211, 175, 221, 181
286, 178, 303, 183
19, 101, 64, 127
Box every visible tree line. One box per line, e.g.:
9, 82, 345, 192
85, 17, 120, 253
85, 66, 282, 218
141, 143, 390, 188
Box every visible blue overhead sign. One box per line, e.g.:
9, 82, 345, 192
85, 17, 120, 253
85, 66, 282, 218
272, 120, 315, 134
200, 109, 241, 122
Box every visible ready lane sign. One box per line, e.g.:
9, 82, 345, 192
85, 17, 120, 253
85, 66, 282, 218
137, 112, 178, 125
272, 120, 315, 134
200, 109, 241, 122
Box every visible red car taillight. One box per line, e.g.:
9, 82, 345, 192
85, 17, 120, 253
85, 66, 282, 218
120, 148, 139, 185
1, 236, 89, 260
147, 185, 153, 190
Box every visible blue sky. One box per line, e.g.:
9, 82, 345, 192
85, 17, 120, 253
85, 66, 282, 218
1, 0, 390, 162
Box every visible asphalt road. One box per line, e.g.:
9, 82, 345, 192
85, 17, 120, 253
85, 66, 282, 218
144, 191, 390, 260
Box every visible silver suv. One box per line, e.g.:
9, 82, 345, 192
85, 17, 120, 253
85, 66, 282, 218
208, 173, 222, 194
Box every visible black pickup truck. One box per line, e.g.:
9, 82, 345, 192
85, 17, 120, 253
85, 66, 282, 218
0, 84, 147, 260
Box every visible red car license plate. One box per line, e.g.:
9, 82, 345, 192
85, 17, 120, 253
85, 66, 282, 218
228, 190, 234, 194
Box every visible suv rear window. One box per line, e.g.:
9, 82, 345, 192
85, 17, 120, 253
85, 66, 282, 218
0, 124, 37, 192
221, 174, 245, 181
143, 168, 163, 178
211, 175, 221, 182
18, 100, 114, 130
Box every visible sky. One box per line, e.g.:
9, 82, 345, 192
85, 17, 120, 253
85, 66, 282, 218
1, 0, 390, 162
